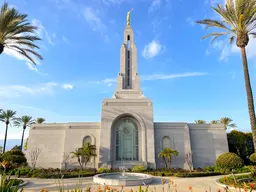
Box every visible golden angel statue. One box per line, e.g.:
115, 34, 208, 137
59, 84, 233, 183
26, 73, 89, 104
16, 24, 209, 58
127, 8, 134, 26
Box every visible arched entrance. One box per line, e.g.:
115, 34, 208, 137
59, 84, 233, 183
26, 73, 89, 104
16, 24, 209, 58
115, 118, 138, 161
111, 115, 142, 164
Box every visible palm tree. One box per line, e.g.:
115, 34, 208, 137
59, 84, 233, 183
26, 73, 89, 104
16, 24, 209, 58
158, 148, 179, 169
0, 2, 42, 64
13, 115, 34, 151
220, 117, 237, 130
80, 143, 96, 169
0, 109, 16, 153
196, 0, 256, 151
194, 120, 207, 124
35, 117, 45, 124
71, 148, 83, 170
210, 120, 220, 124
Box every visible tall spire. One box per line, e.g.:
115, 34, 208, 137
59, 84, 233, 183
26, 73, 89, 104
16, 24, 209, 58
113, 11, 144, 99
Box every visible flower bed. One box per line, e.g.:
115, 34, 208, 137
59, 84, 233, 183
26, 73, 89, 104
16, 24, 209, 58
219, 174, 256, 190
0, 165, 253, 179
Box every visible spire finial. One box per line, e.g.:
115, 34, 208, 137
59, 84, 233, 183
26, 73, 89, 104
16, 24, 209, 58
126, 8, 134, 26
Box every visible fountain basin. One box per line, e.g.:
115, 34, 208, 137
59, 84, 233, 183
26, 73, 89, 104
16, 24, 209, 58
93, 172, 153, 186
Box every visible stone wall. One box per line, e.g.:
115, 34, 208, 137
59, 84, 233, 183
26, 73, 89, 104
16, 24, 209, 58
154, 123, 187, 169
189, 123, 229, 168
26, 123, 101, 169
154, 123, 229, 169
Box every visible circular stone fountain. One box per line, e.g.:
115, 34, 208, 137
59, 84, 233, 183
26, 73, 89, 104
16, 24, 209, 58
93, 172, 153, 186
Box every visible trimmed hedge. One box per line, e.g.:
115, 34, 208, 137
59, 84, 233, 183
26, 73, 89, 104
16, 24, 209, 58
216, 152, 244, 170
250, 153, 256, 163
175, 172, 222, 177
132, 165, 146, 172
97, 167, 110, 173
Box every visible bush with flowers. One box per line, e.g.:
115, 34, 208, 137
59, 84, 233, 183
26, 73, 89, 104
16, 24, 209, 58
219, 169, 256, 191
0, 160, 25, 191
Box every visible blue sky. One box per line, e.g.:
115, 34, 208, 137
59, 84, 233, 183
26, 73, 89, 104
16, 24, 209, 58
1, 0, 256, 140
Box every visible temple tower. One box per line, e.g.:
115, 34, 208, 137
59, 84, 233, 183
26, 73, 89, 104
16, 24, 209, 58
113, 23, 144, 99
99, 11, 155, 169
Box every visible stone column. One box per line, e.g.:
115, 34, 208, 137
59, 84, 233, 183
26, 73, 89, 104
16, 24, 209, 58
184, 124, 193, 170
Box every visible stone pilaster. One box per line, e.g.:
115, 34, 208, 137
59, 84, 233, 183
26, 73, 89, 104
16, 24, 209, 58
184, 124, 193, 170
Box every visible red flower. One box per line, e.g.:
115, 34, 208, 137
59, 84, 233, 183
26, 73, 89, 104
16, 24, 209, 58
1, 160, 8, 169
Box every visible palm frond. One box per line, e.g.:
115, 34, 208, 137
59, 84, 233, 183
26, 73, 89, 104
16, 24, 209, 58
8, 44, 39, 64
229, 35, 235, 44
196, 19, 233, 32
212, 4, 237, 29
0, 2, 42, 64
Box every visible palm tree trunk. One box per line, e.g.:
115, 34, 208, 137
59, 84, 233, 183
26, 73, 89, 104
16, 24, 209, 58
240, 47, 256, 152
20, 128, 26, 151
3, 123, 9, 153
163, 157, 168, 169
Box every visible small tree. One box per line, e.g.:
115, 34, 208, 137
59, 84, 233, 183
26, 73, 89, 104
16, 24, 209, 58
80, 143, 96, 169
71, 148, 83, 170
194, 120, 206, 124
185, 152, 193, 172
71, 143, 96, 170
29, 148, 42, 169
158, 148, 179, 169
62, 152, 70, 170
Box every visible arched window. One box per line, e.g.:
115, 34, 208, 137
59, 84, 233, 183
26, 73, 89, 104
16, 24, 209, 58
83, 136, 92, 146
115, 118, 138, 161
162, 136, 171, 149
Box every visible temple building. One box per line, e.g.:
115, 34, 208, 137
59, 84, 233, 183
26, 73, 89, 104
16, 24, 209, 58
26, 14, 228, 170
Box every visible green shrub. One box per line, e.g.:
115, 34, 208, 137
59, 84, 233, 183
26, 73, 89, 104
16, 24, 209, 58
250, 153, 256, 163
216, 152, 244, 171
9, 179, 23, 186
204, 166, 215, 172
97, 167, 110, 173
232, 166, 251, 173
175, 172, 222, 177
132, 165, 146, 172
251, 169, 256, 178
1, 150, 27, 168
15, 167, 31, 176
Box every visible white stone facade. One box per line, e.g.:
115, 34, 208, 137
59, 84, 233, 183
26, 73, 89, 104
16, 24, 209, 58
26, 24, 228, 170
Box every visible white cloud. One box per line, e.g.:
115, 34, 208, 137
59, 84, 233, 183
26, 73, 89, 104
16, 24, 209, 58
142, 40, 162, 59
0, 82, 58, 99
90, 72, 208, 85
211, 37, 256, 61
32, 19, 56, 46
26, 62, 48, 76
61, 84, 73, 90
186, 18, 195, 26
148, 0, 161, 12
3, 48, 46, 74
89, 78, 116, 86
62, 35, 69, 44
82, 7, 106, 32
141, 72, 209, 81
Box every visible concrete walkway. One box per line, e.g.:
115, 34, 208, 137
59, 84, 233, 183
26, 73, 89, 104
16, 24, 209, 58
19, 175, 236, 192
